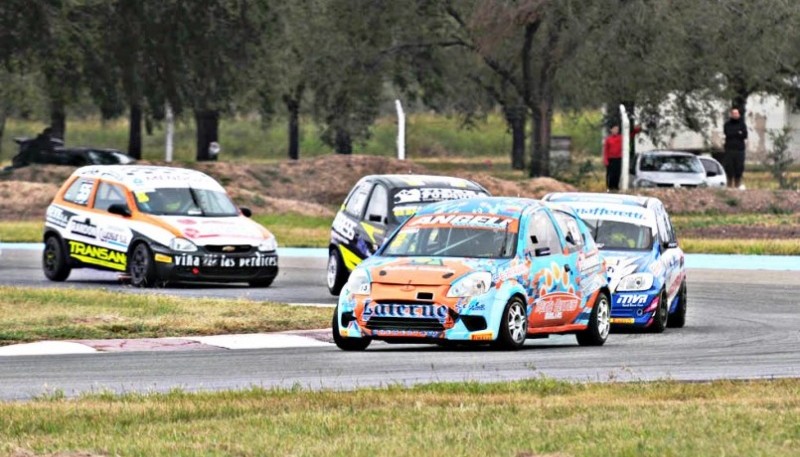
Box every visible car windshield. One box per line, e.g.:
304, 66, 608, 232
383, 214, 518, 258
639, 155, 703, 173
135, 187, 239, 217
583, 218, 653, 251
390, 187, 487, 224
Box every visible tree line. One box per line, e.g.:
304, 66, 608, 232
1, 0, 799, 176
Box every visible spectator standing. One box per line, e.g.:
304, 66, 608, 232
603, 123, 641, 191
723, 108, 748, 189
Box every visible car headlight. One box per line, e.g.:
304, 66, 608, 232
447, 272, 492, 298
616, 273, 654, 291
346, 269, 371, 295
635, 179, 656, 188
258, 237, 277, 252
170, 237, 197, 252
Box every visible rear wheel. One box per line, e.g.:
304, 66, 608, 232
493, 297, 528, 350
650, 291, 669, 333
668, 281, 687, 328
42, 236, 71, 281
332, 309, 371, 351
129, 243, 158, 288
576, 291, 610, 346
327, 248, 348, 296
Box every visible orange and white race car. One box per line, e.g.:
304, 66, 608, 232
42, 165, 278, 287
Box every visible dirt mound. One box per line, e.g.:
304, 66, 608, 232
462, 173, 576, 198
636, 188, 800, 214
0, 164, 75, 184
0, 181, 60, 219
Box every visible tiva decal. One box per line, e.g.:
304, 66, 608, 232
614, 294, 649, 307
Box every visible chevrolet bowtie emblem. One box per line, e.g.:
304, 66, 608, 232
400, 282, 415, 292
222, 246, 236, 252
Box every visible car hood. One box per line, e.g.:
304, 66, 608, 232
365, 256, 511, 286
157, 216, 270, 246
600, 250, 653, 291
637, 171, 706, 185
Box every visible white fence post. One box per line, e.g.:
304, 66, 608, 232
620, 104, 631, 191
165, 103, 174, 163
395, 99, 405, 161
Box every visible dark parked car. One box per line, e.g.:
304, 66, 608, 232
10, 137, 135, 169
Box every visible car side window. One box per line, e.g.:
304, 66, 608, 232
553, 211, 584, 252
94, 181, 127, 212
344, 182, 370, 218
63, 178, 95, 206
364, 184, 388, 224
527, 210, 562, 255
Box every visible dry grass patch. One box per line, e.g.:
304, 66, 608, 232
0, 287, 330, 346
1, 379, 799, 456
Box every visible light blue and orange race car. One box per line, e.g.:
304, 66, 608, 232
543, 192, 687, 332
332, 197, 611, 350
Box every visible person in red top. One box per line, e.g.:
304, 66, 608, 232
603, 123, 642, 191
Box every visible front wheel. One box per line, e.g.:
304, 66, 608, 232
129, 243, 158, 288
327, 249, 349, 296
42, 236, 71, 281
493, 297, 528, 350
332, 309, 371, 351
576, 291, 610, 346
668, 281, 687, 328
649, 291, 669, 333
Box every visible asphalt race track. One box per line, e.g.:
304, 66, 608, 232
1, 248, 799, 400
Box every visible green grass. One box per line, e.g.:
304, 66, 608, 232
2, 378, 799, 456
0, 287, 331, 346
0, 220, 41, 243
680, 238, 800, 255
253, 213, 331, 248
671, 212, 800, 231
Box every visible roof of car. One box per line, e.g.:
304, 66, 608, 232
543, 193, 658, 228
365, 174, 487, 191
544, 192, 652, 208
639, 150, 698, 157
415, 196, 542, 218
71, 165, 225, 192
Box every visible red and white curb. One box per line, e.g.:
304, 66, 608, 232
0, 329, 333, 357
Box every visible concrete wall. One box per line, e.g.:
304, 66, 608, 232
633, 93, 800, 161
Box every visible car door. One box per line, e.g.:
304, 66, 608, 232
550, 210, 590, 325
525, 209, 574, 328
655, 204, 684, 302
88, 180, 135, 271
360, 183, 389, 255
332, 180, 372, 264
61, 177, 98, 254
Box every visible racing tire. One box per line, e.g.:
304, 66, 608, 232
42, 236, 71, 282
493, 297, 528, 350
248, 277, 275, 288
649, 290, 669, 333
327, 248, 349, 296
332, 308, 371, 351
576, 291, 610, 346
668, 281, 687, 328
129, 243, 158, 288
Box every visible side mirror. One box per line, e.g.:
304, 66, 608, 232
661, 240, 678, 251
534, 247, 551, 257
107, 203, 132, 217
240, 207, 252, 218
367, 214, 384, 223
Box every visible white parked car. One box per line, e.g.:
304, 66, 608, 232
698, 155, 727, 187
631, 151, 707, 188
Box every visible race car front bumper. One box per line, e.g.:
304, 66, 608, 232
609, 291, 660, 326
150, 247, 279, 284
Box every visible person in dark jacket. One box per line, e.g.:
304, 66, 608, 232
723, 108, 748, 188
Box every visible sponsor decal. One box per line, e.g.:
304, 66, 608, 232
371, 329, 443, 338
68, 219, 98, 239
579, 274, 605, 296
409, 214, 515, 230
68, 240, 126, 271
154, 253, 173, 264
574, 207, 646, 220
46, 206, 70, 228
394, 187, 482, 205
332, 212, 357, 240
173, 253, 277, 268
98, 227, 130, 248
578, 252, 602, 275
610, 317, 635, 324
534, 292, 580, 320
362, 302, 449, 320
470, 332, 494, 341
614, 294, 649, 307
494, 262, 529, 282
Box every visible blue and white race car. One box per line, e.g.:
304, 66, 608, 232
543, 192, 687, 331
